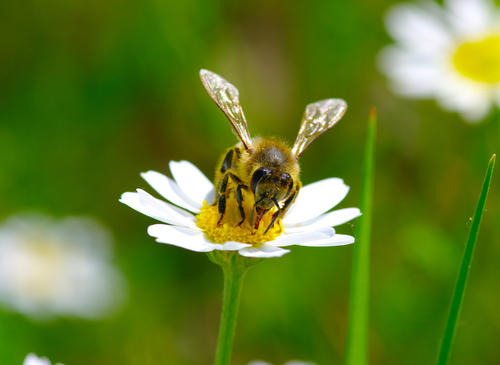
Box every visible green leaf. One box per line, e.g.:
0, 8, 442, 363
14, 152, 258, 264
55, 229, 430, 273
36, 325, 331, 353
345, 109, 377, 365
436, 154, 496, 365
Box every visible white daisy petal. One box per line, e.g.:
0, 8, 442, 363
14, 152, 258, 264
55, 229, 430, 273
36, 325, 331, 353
283, 178, 349, 224
298, 234, 355, 247
284, 208, 361, 232
141, 170, 202, 212
120, 189, 197, 229
148, 224, 215, 252
215, 241, 252, 251
204, 187, 216, 206
449, 95, 491, 122
377, 46, 442, 97
169, 160, 214, 205
239, 244, 290, 258
23, 354, 54, 365
269, 227, 335, 247
435, 75, 492, 121
495, 89, 500, 107
148, 224, 249, 252
385, 3, 451, 53
446, 0, 494, 35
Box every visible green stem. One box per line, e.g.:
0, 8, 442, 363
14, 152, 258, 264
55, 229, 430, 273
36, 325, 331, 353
212, 252, 249, 365
345, 109, 376, 365
436, 154, 496, 365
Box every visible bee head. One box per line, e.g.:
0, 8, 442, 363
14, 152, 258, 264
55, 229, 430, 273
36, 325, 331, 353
251, 167, 294, 210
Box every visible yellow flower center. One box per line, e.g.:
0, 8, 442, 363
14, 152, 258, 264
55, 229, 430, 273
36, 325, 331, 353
196, 189, 283, 245
452, 34, 500, 84
16, 240, 65, 300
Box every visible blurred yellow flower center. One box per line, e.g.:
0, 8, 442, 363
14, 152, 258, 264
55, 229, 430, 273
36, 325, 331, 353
17, 240, 65, 299
196, 196, 283, 245
452, 34, 500, 84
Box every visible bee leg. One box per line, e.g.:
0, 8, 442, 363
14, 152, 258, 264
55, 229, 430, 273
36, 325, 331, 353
216, 174, 230, 225
226, 172, 248, 225
213, 147, 237, 207
227, 172, 245, 186
220, 148, 234, 174
280, 181, 300, 217
215, 169, 248, 226
264, 189, 298, 234
217, 195, 226, 225
236, 184, 248, 226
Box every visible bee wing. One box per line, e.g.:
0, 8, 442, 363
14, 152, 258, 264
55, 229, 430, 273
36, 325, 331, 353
291, 99, 347, 158
200, 69, 253, 150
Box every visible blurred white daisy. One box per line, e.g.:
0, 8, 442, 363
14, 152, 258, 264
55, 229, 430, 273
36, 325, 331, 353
248, 361, 316, 365
120, 160, 360, 258
0, 215, 125, 319
379, 0, 500, 121
23, 353, 63, 365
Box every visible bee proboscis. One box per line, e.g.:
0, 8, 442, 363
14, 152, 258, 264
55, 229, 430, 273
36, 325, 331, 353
200, 69, 347, 233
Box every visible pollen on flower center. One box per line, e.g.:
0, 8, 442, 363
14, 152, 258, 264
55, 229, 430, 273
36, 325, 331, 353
195, 198, 283, 245
452, 34, 500, 84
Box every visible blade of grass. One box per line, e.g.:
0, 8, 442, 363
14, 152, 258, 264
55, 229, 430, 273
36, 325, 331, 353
436, 154, 496, 365
345, 108, 377, 365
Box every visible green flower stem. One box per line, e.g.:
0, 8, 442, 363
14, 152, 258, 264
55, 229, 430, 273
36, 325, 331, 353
436, 154, 496, 365
209, 251, 255, 365
215, 264, 245, 365
345, 109, 376, 365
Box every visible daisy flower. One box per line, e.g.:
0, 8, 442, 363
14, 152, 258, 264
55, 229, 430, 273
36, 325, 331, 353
120, 160, 360, 258
23, 353, 63, 365
0, 215, 125, 319
379, 0, 500, 121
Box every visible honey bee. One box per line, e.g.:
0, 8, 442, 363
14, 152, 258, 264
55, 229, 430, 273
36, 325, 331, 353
200, 69, 347, 233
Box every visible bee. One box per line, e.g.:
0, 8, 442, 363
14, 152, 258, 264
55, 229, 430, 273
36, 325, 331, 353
200, 69, 347, 233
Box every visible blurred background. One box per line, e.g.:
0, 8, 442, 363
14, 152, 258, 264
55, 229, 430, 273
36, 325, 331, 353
0, 0, 498, 364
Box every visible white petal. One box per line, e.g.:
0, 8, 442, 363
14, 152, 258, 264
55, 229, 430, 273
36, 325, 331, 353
239, 244, 290, 258
120, 190, 197, 228
283, 178, 349, 224
141, 170, 201, 212
148, 224, 249, 252
23, 354, 52, 365
435, 74, 493, 121
204, 188, 216, 206
385, 3, 452, 53
215, 241, 251, 251
495, 89, 500, 107
148, 224, 215, 252
446, 0, 494, 36
298, 234, 355, 247
269, 227, 335, 247
454, 97, 491, 122
377, 46, 443, 97
284, 208, 361, 232
169, 161, 214, 205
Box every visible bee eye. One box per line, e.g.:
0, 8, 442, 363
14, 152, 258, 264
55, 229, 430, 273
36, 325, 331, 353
251, 167, 271, 193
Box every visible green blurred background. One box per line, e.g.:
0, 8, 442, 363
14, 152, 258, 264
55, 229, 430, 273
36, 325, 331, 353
0, 0, 498, 364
